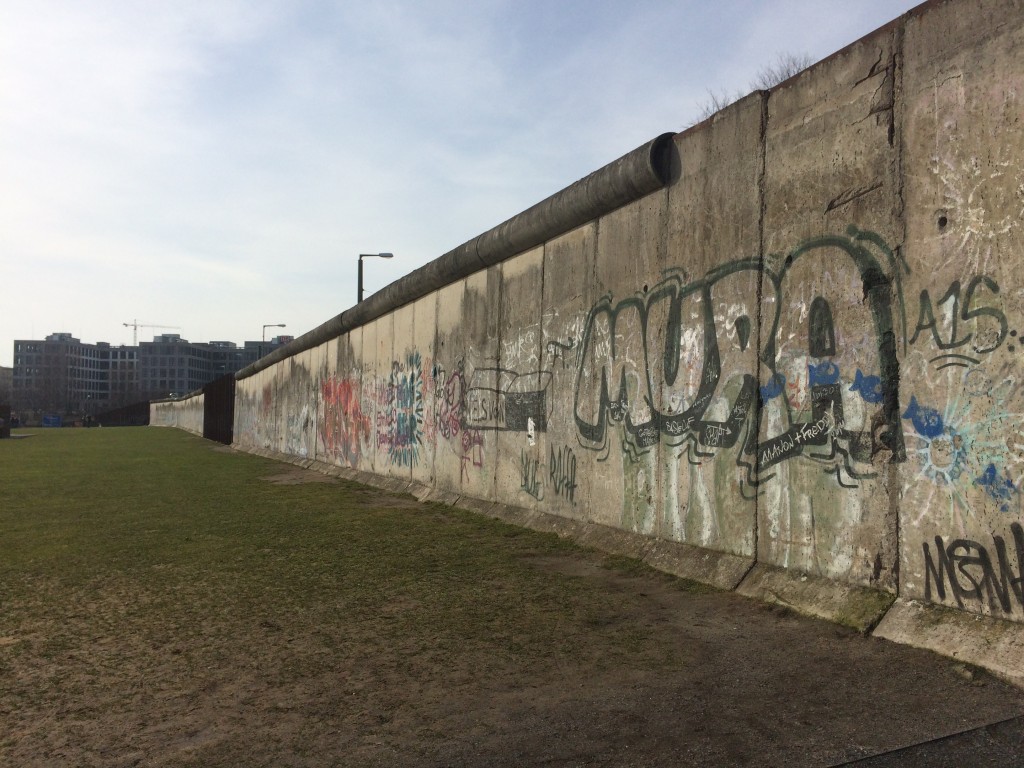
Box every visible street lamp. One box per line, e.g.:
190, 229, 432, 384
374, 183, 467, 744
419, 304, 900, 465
358, 252, 394, 303
263, 323, 286, 342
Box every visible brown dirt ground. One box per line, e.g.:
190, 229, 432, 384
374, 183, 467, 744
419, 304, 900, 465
4, 465, 1024, 767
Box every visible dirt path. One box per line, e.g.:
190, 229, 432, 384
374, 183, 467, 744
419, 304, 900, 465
342, 554, 1023, 767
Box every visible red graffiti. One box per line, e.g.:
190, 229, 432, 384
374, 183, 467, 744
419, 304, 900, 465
319, 376, 370, 468
437, 370, 465, 440
459, 428, 484, 483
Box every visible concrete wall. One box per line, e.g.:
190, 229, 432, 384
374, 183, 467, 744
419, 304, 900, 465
899, 0, 1024, 620
151, 395, 204, 435
222, 0, 1024, 632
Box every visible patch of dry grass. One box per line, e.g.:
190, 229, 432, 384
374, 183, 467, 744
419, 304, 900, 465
0, 428, 688, 765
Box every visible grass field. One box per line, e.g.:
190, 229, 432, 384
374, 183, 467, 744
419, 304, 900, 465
4, 427, 1023, 767
0, 427, 693, 766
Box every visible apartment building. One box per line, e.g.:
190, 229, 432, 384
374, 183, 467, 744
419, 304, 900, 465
11, 332, 292, 418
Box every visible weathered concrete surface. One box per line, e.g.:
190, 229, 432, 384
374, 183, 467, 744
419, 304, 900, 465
582, 192, 667, 536
874, 599, 1024, 687
315, 329, 369, 471
642, 539, 755, 592
539, 222, 595, 525
430, 278, 468, 497
151, 394, 204, 435
384, 304, 415, 483
216, 0, 1024, 681
662, 92, 763, 559
898, 0, 1024, 622
371, 313, 395, 476
493, 246, 544, 516
359, 318, 380, 476
737, 563, 896, 633
433, 269, 502, 502
760, 23, 903, 591
280, 348, 316, 460
411, 294, 437, 488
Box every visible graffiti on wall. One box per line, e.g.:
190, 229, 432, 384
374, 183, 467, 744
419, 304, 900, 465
520, 449, 543, 500
570, 227, 907, 491
518, 444, 578, 504
899, 274, 1021, 534
464, 366, 552, 433
549, 444, 578, 503
429, 361, 485, 482
459, 428, 485, 482
566, 226, 1016, 501
909, 277, 1007, 354
285, 404, 313, 458
428, 357, 557, 483
923, 523, 1024, 614
281, 364, 316, 458
433, 363, 466, 441
319, 375, 371, 468
377, 352, 425, 467
234, 382, 276, 451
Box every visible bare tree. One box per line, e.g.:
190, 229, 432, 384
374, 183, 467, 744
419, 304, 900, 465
692, 51, 815, 123
749, 51, 815, 91
696, 87, 742, 119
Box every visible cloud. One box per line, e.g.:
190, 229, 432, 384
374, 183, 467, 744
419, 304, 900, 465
0, 0, 921, 365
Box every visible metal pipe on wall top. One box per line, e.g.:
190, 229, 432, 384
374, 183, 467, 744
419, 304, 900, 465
236, 132, 676, 380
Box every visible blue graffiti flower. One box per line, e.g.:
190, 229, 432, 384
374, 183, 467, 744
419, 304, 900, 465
849, 369, 884, 404
808, 360, 840, 386
760, 372, 786, 401
974, 463, 1017, 512
902, 395, 944, 439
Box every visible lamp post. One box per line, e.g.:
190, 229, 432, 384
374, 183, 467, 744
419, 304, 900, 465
358, 252, 394, 303
263, 323, 286, 342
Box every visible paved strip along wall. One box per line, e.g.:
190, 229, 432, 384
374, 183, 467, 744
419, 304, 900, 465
210, 0, 1024, 679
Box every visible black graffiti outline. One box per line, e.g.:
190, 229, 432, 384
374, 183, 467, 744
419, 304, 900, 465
545, 338, 577, 369
909, 275, 1008, 355
549, 444, 578, 504
519, 448, 543, 500
572, 227, 907, 486
923, 523, 1024, 614
464, 366, 552, 433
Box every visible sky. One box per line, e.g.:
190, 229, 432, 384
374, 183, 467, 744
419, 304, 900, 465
0, 0, 923, 367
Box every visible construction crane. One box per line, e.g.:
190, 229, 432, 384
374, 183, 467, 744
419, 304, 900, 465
123, 320, 180, 346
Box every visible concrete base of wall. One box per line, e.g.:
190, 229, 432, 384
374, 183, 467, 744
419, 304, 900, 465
468, 500, 756, 592
238, 447, 1024, 689
736, 564, 895, 634
874, 599, 1024, 689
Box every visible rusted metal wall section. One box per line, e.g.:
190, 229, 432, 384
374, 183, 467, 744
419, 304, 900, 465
202, 374, 235, 445
194, 0, 1024, 625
